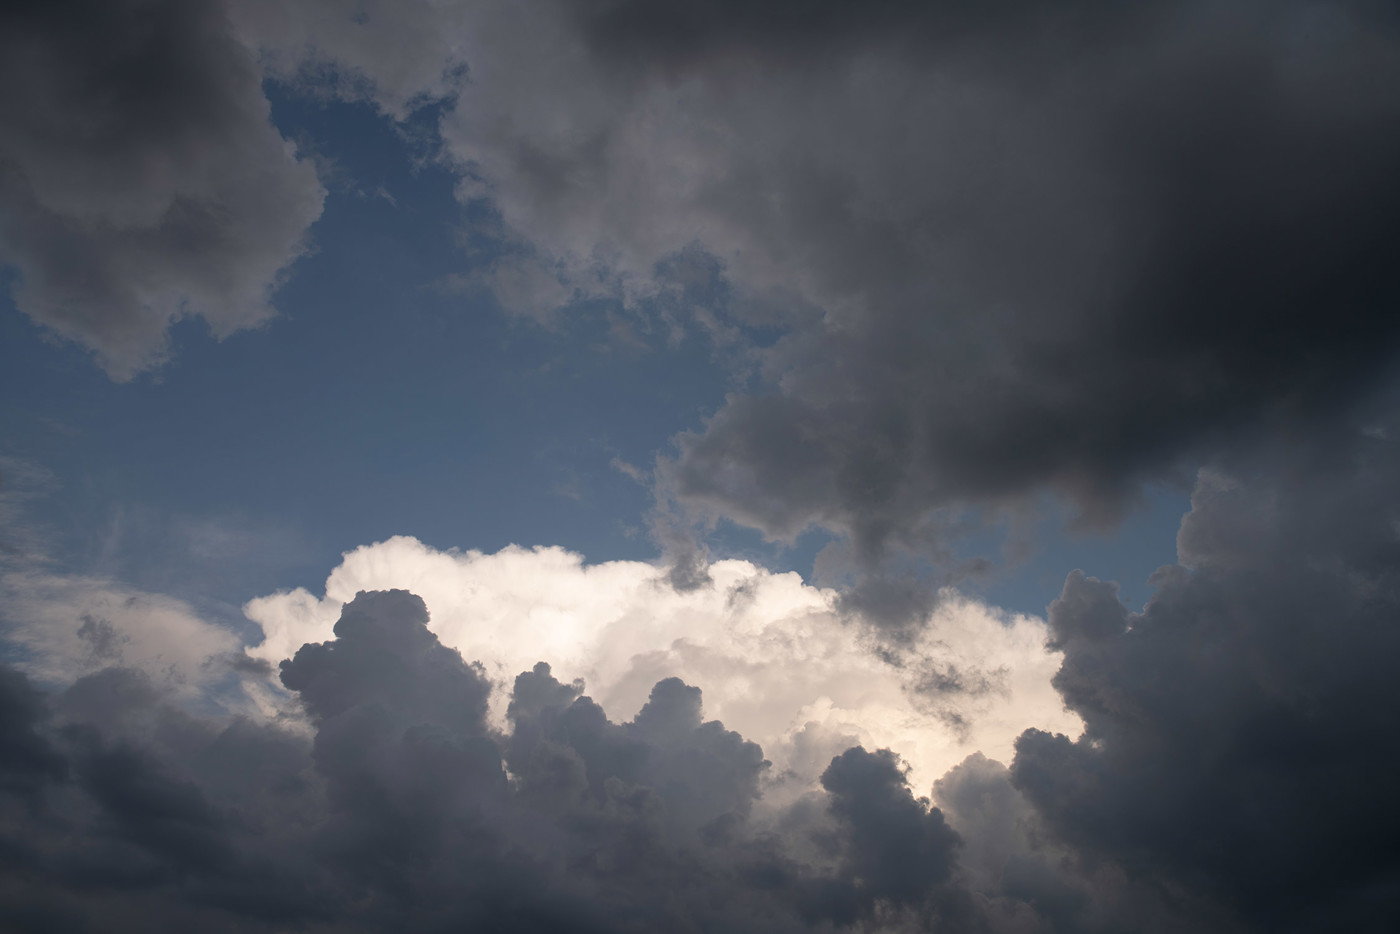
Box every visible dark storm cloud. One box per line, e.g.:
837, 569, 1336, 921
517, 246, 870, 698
0, 0, 324, 379
1011, 425, 1400, 931
408, 0, 1400, 604
0, 590, 1003, 932
5, 477, 1400, 934
647, 0, 1400, 562
815, 746, 970, 926
0, 664, 332, 932
0, 666, 66, 797
918, 425, 1400, 931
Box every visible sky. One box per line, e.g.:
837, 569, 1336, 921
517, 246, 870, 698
1, 1, 1398, 932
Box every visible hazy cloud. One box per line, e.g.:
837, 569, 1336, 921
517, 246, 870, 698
2, 568, 243, 698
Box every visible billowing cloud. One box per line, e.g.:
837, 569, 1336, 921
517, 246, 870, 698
211, 0, 1400, 631
392, 1, 1400, 534
5, 428, 1400, 929
0, 0, 324, 379
5, 3, 1400, 929
13, 0, 1396, 576
0, 590, 1051, 932
1009, 426, 1400, 930
244, 536, 1078, 793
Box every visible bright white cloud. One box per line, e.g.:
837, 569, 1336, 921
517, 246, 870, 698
245, 535, 1080, 792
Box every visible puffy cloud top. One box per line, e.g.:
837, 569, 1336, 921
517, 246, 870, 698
244, 537, 1078, 793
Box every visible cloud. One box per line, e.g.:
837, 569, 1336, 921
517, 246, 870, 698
2, 569, 241, 695
251, 0, 1400, 619
244, 536, 1079, 794
638, 0, 1400, 567
1008, 425, 1400, 929
13, 0, 1396, 603
0, 529, 285, 722
0, 663, 335, 931
0, 452, 306, 721
6, 4, 1400, 928
0, 589, 1054, 932
226, 0, 471, 119
816, 746, 966, 924
0, 0, 324, 379
206, 0, 1400, 635
6, 438, 1400, 932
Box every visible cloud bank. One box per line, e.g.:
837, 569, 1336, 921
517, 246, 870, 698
0, 590, 987, 932
6, 431, 1400, 930
413, 0, 1400, 563
201, 0, 1400, 624
6, 425, 1400, 930
32, 0, 1393, 540
4, 2, 1400, 930
11, 0, 1399, 584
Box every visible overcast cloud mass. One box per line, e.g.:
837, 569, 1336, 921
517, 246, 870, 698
3, 0, 1400, 931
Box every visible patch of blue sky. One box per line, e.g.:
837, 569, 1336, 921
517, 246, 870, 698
959, 484, 1192, 617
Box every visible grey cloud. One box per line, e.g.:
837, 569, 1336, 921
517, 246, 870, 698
0, 590, 1019, 931
816, 746, 968, 925
277, 590, 513, 916
0, 665, 332, 932
934, 751, 1239, 934
0, 666, 67, 798
4, 562, 1395, 930
226, 0, 471, 119
835, 569, 945, 635
1010, 427, 1400, 930
76, 615, 128, 662
0, 0, 324, 379
41, 0, 1396, 616
7, 2, 1400, 929
654, 0, 1400, 563
507, 665, 768, 848
369, 0, 1400, 614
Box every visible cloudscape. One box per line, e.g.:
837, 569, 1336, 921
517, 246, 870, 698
2, 1, 1399, 931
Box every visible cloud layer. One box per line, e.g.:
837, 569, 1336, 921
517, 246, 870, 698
4, 3, 1400, 930
209, 0, 1400, 629
391, 0, 1400, 564
11, 0, 1399, 566
0, 589, 992, 932
6, 432, 1400, 930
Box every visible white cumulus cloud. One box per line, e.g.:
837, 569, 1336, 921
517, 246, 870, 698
245, 535, 1080, 792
